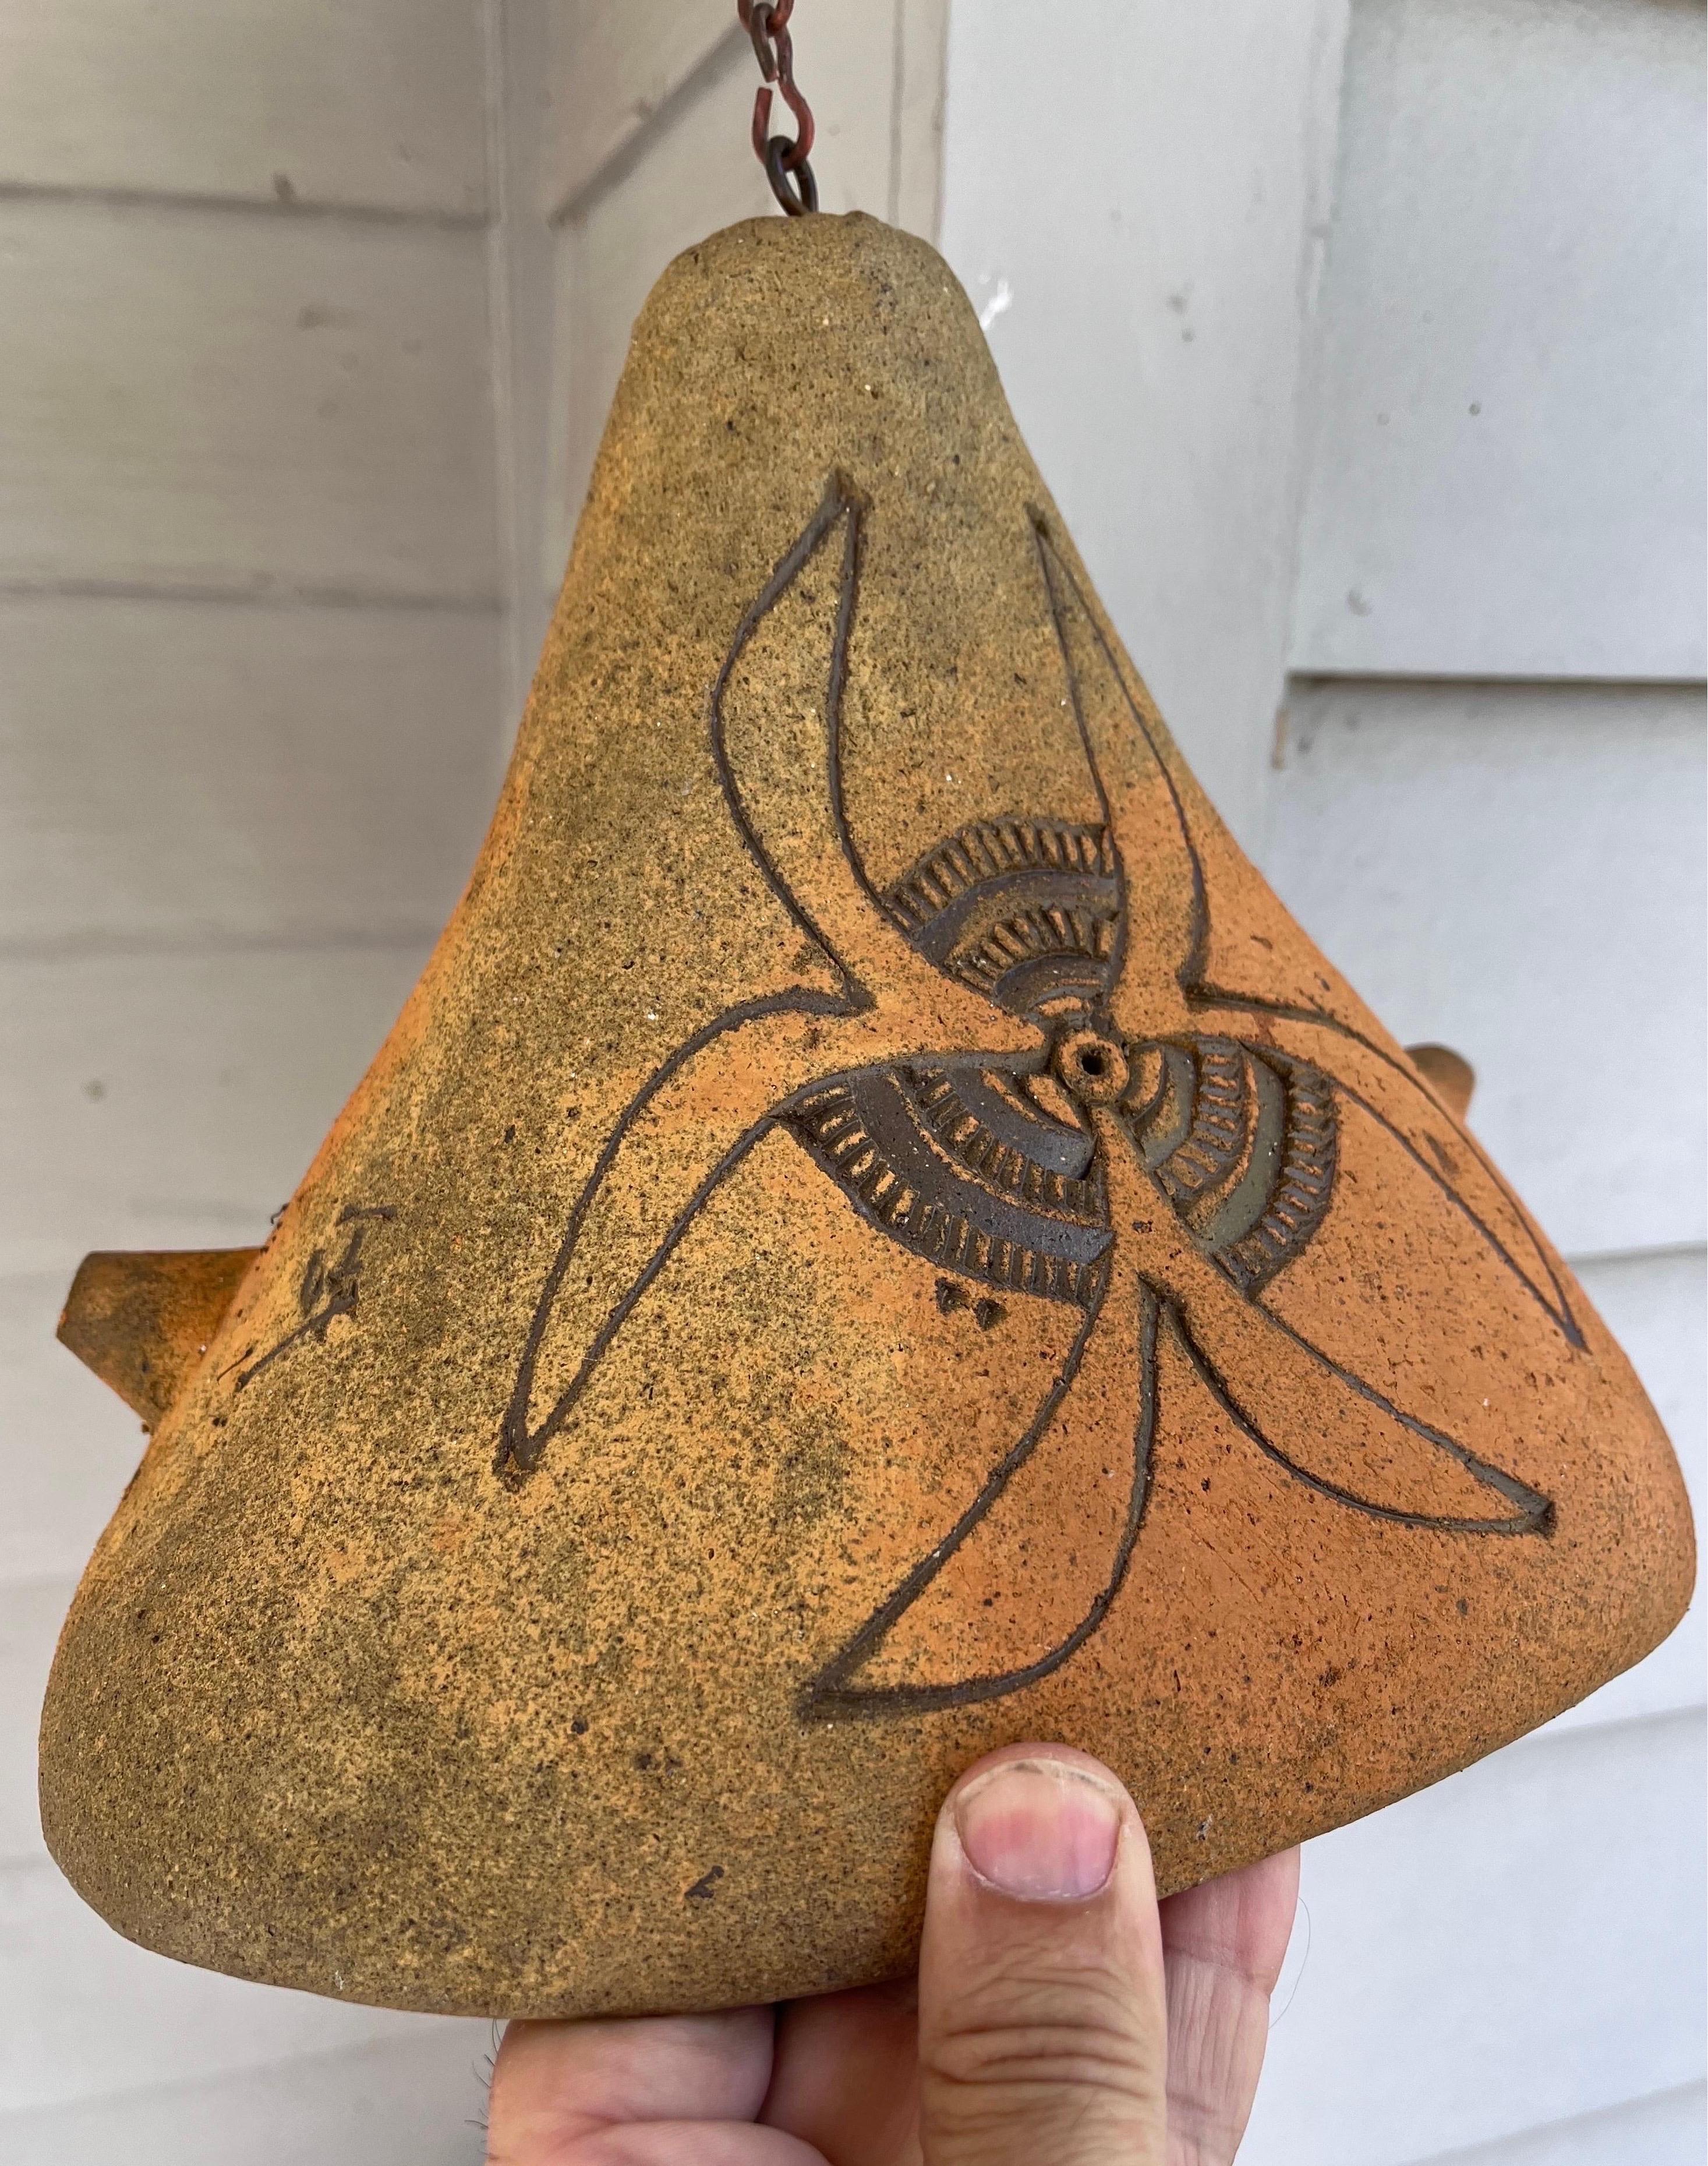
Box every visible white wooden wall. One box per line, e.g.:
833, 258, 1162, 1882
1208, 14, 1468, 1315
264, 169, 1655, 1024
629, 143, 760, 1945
0, 3, 947, 2156
1254, 9, 1706, 2149
0, 2, 508, 2156
2, 2, 1701, 2160
521, 0, 950, 666
939, 3, 1705, 2161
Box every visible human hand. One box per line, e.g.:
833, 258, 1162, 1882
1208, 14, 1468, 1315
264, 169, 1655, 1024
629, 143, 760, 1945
485, 1742, 1300, 2165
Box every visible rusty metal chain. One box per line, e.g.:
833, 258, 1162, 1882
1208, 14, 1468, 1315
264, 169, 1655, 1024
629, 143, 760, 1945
737, 0, 818, 215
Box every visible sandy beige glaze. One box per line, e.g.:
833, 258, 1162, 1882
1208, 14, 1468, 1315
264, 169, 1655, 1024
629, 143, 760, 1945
40, 214, 1693, 2019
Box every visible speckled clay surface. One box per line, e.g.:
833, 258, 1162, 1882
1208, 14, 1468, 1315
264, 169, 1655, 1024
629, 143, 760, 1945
40, 214, 1693, 2019
58, 1249, 255, 1429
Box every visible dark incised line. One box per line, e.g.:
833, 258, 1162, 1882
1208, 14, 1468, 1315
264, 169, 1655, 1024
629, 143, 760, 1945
1233, 1019, 1581, 1346
1030, 518, 1130, 996
1031, 517, 1212, 995
1009, 518, 1569, 1373
802, 1281, 1160, 1720
501, 478, 1069, 1489
497, 990, 850, 1479
821, 492, 895, 928
1334, 1075, 1582, 1347
800, 1270, 1106, 1711
784, 1065, 1109, 1307
1170, 1303, 1554, 1535
234, 1206, 394, 1391
1194, 985, 1581, 1342
709, 472, 875, 1011
233, 1288, 355, 1391
500, 486, 1565, 1737
1194, 1050, 1287, 1255
502, 473, 890, 1482
503, 1110, 780, 1479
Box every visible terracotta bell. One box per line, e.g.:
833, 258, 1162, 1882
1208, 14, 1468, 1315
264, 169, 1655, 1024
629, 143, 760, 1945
41, 213, 1694, 2019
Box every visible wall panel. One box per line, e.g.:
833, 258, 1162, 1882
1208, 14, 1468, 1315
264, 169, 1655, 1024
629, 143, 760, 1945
0, 1576, 75, 1863
0, 0, 510, 2154
538, 0, 733, 220
0, 203, 498, 604
938, 0, 1351, 846
1, 2031, 492, 2166
5, 1, 1700, 2158
1, 946, 428, 1281
1243, 1712, 1707, 2166
0, 0, 487, 214
1410, 2084, 1705, 2166
1291, 0, 1707, 679
0, 598, 502, 955
0, 1270, 148, 1582
0, 1855, 484, 2123
1543, 1248, 1706, 1733
1264, 679, 1707, 1257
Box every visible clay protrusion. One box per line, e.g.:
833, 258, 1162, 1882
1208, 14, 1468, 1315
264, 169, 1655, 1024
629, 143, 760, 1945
58, 1249, 258, 1425
1405, 1043, 1476, 1122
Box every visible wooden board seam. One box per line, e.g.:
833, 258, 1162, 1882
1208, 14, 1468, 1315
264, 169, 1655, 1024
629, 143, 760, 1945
0, 2015, 496, 2138
0, 577, 503, 615
1392, 2076, 1707, 2166
0, 177, 489, 232
547, 25, 749, 230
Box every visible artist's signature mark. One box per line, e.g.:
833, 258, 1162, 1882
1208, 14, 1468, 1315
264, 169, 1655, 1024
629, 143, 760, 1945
234, 1204, 396, 1390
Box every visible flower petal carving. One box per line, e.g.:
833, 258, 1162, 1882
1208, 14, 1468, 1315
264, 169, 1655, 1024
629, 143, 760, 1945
501, 476, 1562, 1717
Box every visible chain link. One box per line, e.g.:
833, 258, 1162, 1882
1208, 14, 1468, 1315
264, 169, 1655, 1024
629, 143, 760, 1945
737, 1, 818, 215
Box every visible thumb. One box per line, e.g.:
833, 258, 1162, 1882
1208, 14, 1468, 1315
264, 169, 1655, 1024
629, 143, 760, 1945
917, 1744, 1168, 2166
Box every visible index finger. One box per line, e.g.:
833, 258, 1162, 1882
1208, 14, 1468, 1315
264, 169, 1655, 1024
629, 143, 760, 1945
486, 2008, 776, 2160
1159, 1847, 1301, 2165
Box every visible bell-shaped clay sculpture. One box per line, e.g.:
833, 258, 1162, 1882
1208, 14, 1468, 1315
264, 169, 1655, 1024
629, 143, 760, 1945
41, 214, 1693, 2018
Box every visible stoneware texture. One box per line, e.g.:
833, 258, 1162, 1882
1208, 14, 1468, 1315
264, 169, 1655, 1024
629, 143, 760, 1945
40, 214, 1695, 2018
58, 1249, 257, 1429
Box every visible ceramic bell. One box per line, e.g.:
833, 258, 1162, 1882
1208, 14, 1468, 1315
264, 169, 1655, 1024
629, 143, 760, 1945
41, 213, 1694, 2018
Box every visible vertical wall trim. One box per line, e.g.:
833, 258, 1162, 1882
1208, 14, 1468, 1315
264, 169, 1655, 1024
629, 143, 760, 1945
893, 0, 950, 241
887, 0, 906, 224
1260, 0, 1354, 836
480, 0, 525, 726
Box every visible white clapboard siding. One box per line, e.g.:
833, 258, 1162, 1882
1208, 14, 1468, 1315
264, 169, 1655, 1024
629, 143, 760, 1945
0, 598, 503, 956
937, 0, 1351, 849
0, 202, 498, 605
1291, 0, 1707, 680
0, 1276, 147, 1588
540, 0, 948, 228
0, 944, 426, 1594
0, 0, 510, 2152
0, 1574, 78, 1863
1263, 679, 1707, 1258
0, 1853, 484, 2119
779, 0, 947, 228
538, 0, 733, 221
1412, 2084, 1706, 2166
487, 0, 559, 706
0, 0, 487, 215
545, 51, 775, 589
1544, 1248, 1706, 1733
542, 0, 945, 596
1242, 1710, 1707, 2166
5, 0, 1698, 2158
0, 946, 429, 1282
1, 2029, 494, 2166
